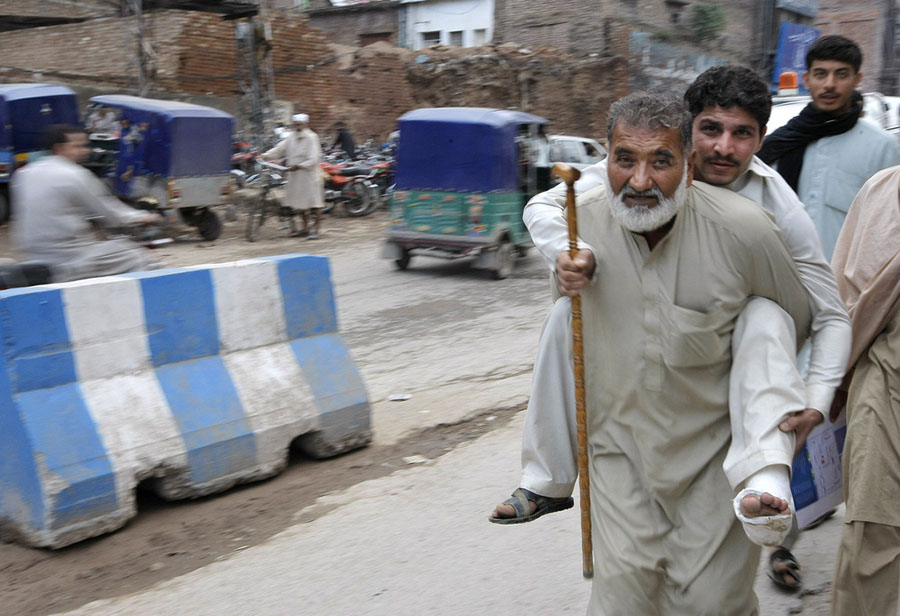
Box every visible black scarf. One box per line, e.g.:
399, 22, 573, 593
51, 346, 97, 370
757, 98, 862, 191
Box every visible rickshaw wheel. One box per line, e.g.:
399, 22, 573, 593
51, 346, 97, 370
395, 248, 411, 270
197, 208, 222, 241
245, 195, 267, 242
493, 242, 514, 280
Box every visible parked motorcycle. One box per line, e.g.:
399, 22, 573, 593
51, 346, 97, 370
320, 160, 380, 217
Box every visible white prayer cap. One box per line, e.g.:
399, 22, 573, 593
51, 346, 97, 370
292, 113, 309, 123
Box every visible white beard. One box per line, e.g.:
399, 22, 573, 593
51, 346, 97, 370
605, 166, 688, 233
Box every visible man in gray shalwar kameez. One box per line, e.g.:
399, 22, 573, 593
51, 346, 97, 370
11, 125, 160, 283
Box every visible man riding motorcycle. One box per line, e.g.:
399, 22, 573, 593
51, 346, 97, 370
11, 124, 162, 282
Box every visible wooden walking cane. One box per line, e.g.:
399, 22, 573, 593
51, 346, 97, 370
551, 163, 592, 579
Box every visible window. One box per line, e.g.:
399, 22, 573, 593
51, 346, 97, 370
421, 31, 441, 47
666, 0, 687, 26
448, 30, 463, 46
473, 28, 488, 46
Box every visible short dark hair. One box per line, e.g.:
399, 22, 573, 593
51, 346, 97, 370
42, 124, 86, 151
607, 92, 692, 152
806, 35, 862, 73
683, 65, 771, 132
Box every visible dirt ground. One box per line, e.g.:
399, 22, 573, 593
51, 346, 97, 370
0, 204, 528, 616
0, 197, 392, 268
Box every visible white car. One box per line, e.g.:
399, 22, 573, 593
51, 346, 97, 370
549, 134, 607, 171
768, 92, 900, 141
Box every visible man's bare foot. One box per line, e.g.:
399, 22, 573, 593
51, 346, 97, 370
740, 491, 791, 518
492, 500, 537, 519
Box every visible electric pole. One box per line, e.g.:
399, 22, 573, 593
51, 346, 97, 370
125, 0, 151, 96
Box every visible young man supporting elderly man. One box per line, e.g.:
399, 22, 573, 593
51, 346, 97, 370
492, 69, 852, 613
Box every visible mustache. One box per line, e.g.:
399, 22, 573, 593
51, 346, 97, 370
704, 155, 739, 166
621, 187, 663, 199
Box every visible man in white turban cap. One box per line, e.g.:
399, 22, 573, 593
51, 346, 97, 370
262, 112, 324, 238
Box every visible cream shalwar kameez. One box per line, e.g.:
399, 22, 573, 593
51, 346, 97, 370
263, 128, 324, 210
576, 181, 811, 615
519, 157, 849, 537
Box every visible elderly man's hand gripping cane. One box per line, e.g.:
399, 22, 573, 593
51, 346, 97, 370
552, 163, 594, 579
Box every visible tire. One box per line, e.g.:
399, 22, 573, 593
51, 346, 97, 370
245, 193, 268, 242
492, 241, 514, 280
196, 208, 222, 241
0, 189, 8, 223
395, 248, 411, 270
342, 178, 373, 217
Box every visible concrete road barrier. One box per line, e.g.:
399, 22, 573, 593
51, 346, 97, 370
0, 254, 371, 549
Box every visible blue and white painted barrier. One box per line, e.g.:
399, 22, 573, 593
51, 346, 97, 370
0, 254, 371, 549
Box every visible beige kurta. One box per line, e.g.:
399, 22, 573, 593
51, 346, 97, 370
842, 308, 900, 527
577, 181, 811, 613
263, 128, 324, 210
829, 165, 900, 616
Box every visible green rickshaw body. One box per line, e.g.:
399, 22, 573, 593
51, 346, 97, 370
382, 107, 550, 278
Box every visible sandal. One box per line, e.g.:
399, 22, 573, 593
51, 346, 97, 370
768, 548, 802, 590
489, 488, 573, 525
290, 230, 309, 238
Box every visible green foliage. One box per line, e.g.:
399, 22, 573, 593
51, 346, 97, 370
652, 28, 675, 43
691, 3, 726, 42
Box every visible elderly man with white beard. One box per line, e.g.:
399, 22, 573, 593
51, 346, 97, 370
537, 93, 811, 614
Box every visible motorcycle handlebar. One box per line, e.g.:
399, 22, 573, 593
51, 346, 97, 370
259, 160, 288, 172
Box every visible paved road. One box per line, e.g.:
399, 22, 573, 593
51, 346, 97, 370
52, 412, 846, 616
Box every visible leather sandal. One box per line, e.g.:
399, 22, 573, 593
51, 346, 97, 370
768, 548, 802, 590
489, 488, 573, 525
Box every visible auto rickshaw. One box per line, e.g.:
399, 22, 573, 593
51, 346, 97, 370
381, 107, 551, 279
85, 95, 235, 241
0, 83, 80, 222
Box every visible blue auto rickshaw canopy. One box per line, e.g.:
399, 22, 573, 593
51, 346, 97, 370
395, 107, 549, 193
0, 84, 79, 153
89, 95, 234, 178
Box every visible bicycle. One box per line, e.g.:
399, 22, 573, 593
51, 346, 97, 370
244, 160, 292, 242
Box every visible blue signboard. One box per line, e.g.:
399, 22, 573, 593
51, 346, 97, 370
772, 22, 820, 93
776, 0, 818, 19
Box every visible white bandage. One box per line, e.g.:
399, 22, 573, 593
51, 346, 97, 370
733, 464, 793, 546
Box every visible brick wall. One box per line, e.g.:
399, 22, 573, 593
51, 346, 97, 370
494, 0, 762, 64
405, 43, 629, 141
0, 0, 113, 19
0, 8, 630, 142
308, 5, 399, 47
0, 13, 187, 89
